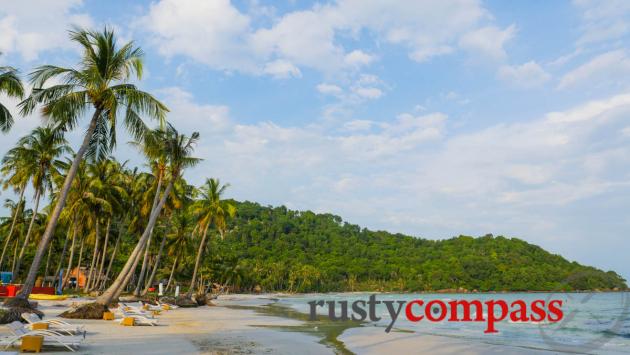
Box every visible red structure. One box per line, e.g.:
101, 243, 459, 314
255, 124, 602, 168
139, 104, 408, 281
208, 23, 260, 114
0, 285, 55, 297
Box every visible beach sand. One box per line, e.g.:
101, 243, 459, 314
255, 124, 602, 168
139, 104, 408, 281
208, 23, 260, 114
0, 295, 556, 354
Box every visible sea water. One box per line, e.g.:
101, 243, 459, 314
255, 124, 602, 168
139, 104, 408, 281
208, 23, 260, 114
275, 292, 630, 354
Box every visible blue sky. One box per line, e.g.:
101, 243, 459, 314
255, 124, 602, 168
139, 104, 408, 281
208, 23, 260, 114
1, 0, 629, 281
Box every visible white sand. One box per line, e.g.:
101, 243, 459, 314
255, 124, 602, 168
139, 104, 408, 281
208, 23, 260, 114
0, 296, 330, 354
0, 295, 558, 354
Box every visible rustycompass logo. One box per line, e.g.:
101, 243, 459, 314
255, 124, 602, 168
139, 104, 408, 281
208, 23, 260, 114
308, 294, 564, 333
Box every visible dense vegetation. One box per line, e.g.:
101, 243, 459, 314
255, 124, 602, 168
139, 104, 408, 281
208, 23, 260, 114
196, 201, 627, 293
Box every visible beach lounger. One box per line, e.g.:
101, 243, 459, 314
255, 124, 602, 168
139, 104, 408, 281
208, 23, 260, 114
157, 301, 179, 309
118, 303, 155, 317
1, 321, 84, 352
139, 301, 162, 311
118, 308, 158, 326
22, 313, 85, 335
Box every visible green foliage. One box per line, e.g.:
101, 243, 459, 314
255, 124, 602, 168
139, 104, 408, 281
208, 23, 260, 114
202, 202, 627, 293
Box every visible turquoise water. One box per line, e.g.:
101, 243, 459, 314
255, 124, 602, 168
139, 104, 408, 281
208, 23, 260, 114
275, 292, 630, 354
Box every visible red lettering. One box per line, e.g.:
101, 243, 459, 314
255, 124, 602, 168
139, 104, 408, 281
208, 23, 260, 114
484, 300, 508, 333
530, 300, 546, 322
425, 300, 447, 322
448, 300, 484, 321
509, 300, 530, 322
547, 300, 563, 322
405, 300, 424, 322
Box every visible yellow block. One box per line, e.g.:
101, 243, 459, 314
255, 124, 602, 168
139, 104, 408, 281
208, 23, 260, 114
162, 304, 171, 310
152, 310, 161, 316
31, 322, 49, 330
121, 317, 135, 326
103, 311, 115, 320
142, 304, 149, 310
20, 335, 43, 353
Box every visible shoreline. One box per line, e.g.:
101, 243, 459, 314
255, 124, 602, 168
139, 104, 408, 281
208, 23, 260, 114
0, 293, 626, 354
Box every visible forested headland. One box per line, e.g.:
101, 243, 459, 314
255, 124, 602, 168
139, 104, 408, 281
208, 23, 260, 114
198, 201, 627, 293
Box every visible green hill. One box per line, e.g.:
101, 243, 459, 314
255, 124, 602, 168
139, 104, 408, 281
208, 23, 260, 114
200, 201, 627, 293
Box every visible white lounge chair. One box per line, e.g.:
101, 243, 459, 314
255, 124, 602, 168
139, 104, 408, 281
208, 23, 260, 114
139, 301, 162, 311
118, 308, 158, 326
1, 321, 84, 352
21, 313, 85, 335
157, 300, 179, 309
117, 303, 155, 318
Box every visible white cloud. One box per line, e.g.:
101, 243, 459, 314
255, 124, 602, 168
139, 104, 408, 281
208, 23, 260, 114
138, 0, 512, 75
622, 126, 630, 137
557, 50, 630, 90
137, 0, 255, 72
157, 87, 232, 132
263, 59, 302, 78
498, 61, 551, 88
574, 0, 630, 45
317, 83, 343, 96
458, 25, 516, 61
343, 120, 373, 131
0, 0, 92, 60
352, 87, 383, 99
344, 50, 374, 67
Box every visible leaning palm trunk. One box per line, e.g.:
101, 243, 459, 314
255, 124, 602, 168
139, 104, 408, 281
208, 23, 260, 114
133, 173, 163, 296
10, 238, 18, 276
188, 223, 210, 296
74, 236, 85, 290
16, 110, 100, 300
100, 221, 123, 290
96, 180, 173, 305
43, 241, 54, 286
84, 219, 100, 292
133, 230, 153, 296
13, 189, 41, 280
0, 184, 25, 270
53, 225, 73, 287
62, 222, 78, 289
142, 227, 168, 295
165, 254, 179, 292
96, 219, 110, 290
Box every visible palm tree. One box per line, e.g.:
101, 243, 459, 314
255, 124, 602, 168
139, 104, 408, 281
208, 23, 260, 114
164, 210, 194, 291
142, 180, 194, 295
0, 159, 28, 270
0, 198, 25, 270
131, 128, 170, 296
12, 127, 70, 280
188, 178, 236, 296
0, 65, 24, 132
14, 27, 167, 300
93, 125, 199, 308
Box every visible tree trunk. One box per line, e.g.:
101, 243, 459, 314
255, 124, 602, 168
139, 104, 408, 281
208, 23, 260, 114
100, 219, 123, 290
10, 237, 18, 278
62, 222, 78, 289
133, 230, 153, 296
13, 189, 41, 280
84, 218, 100, 292
75, 236, 85, 290
96, 219, 110, 290
0, 184, 25, 270
96, 180, 173, 305
133, 173, 163, 296
17, 109, 101, 300
43, 240, 53, 286
142, 226, 168, 295
188, 223, 210, 296
54, 224, 73, 287
165, 254, 179, 292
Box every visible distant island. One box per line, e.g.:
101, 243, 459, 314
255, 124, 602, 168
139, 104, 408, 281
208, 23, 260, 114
206, 201, 628, 293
